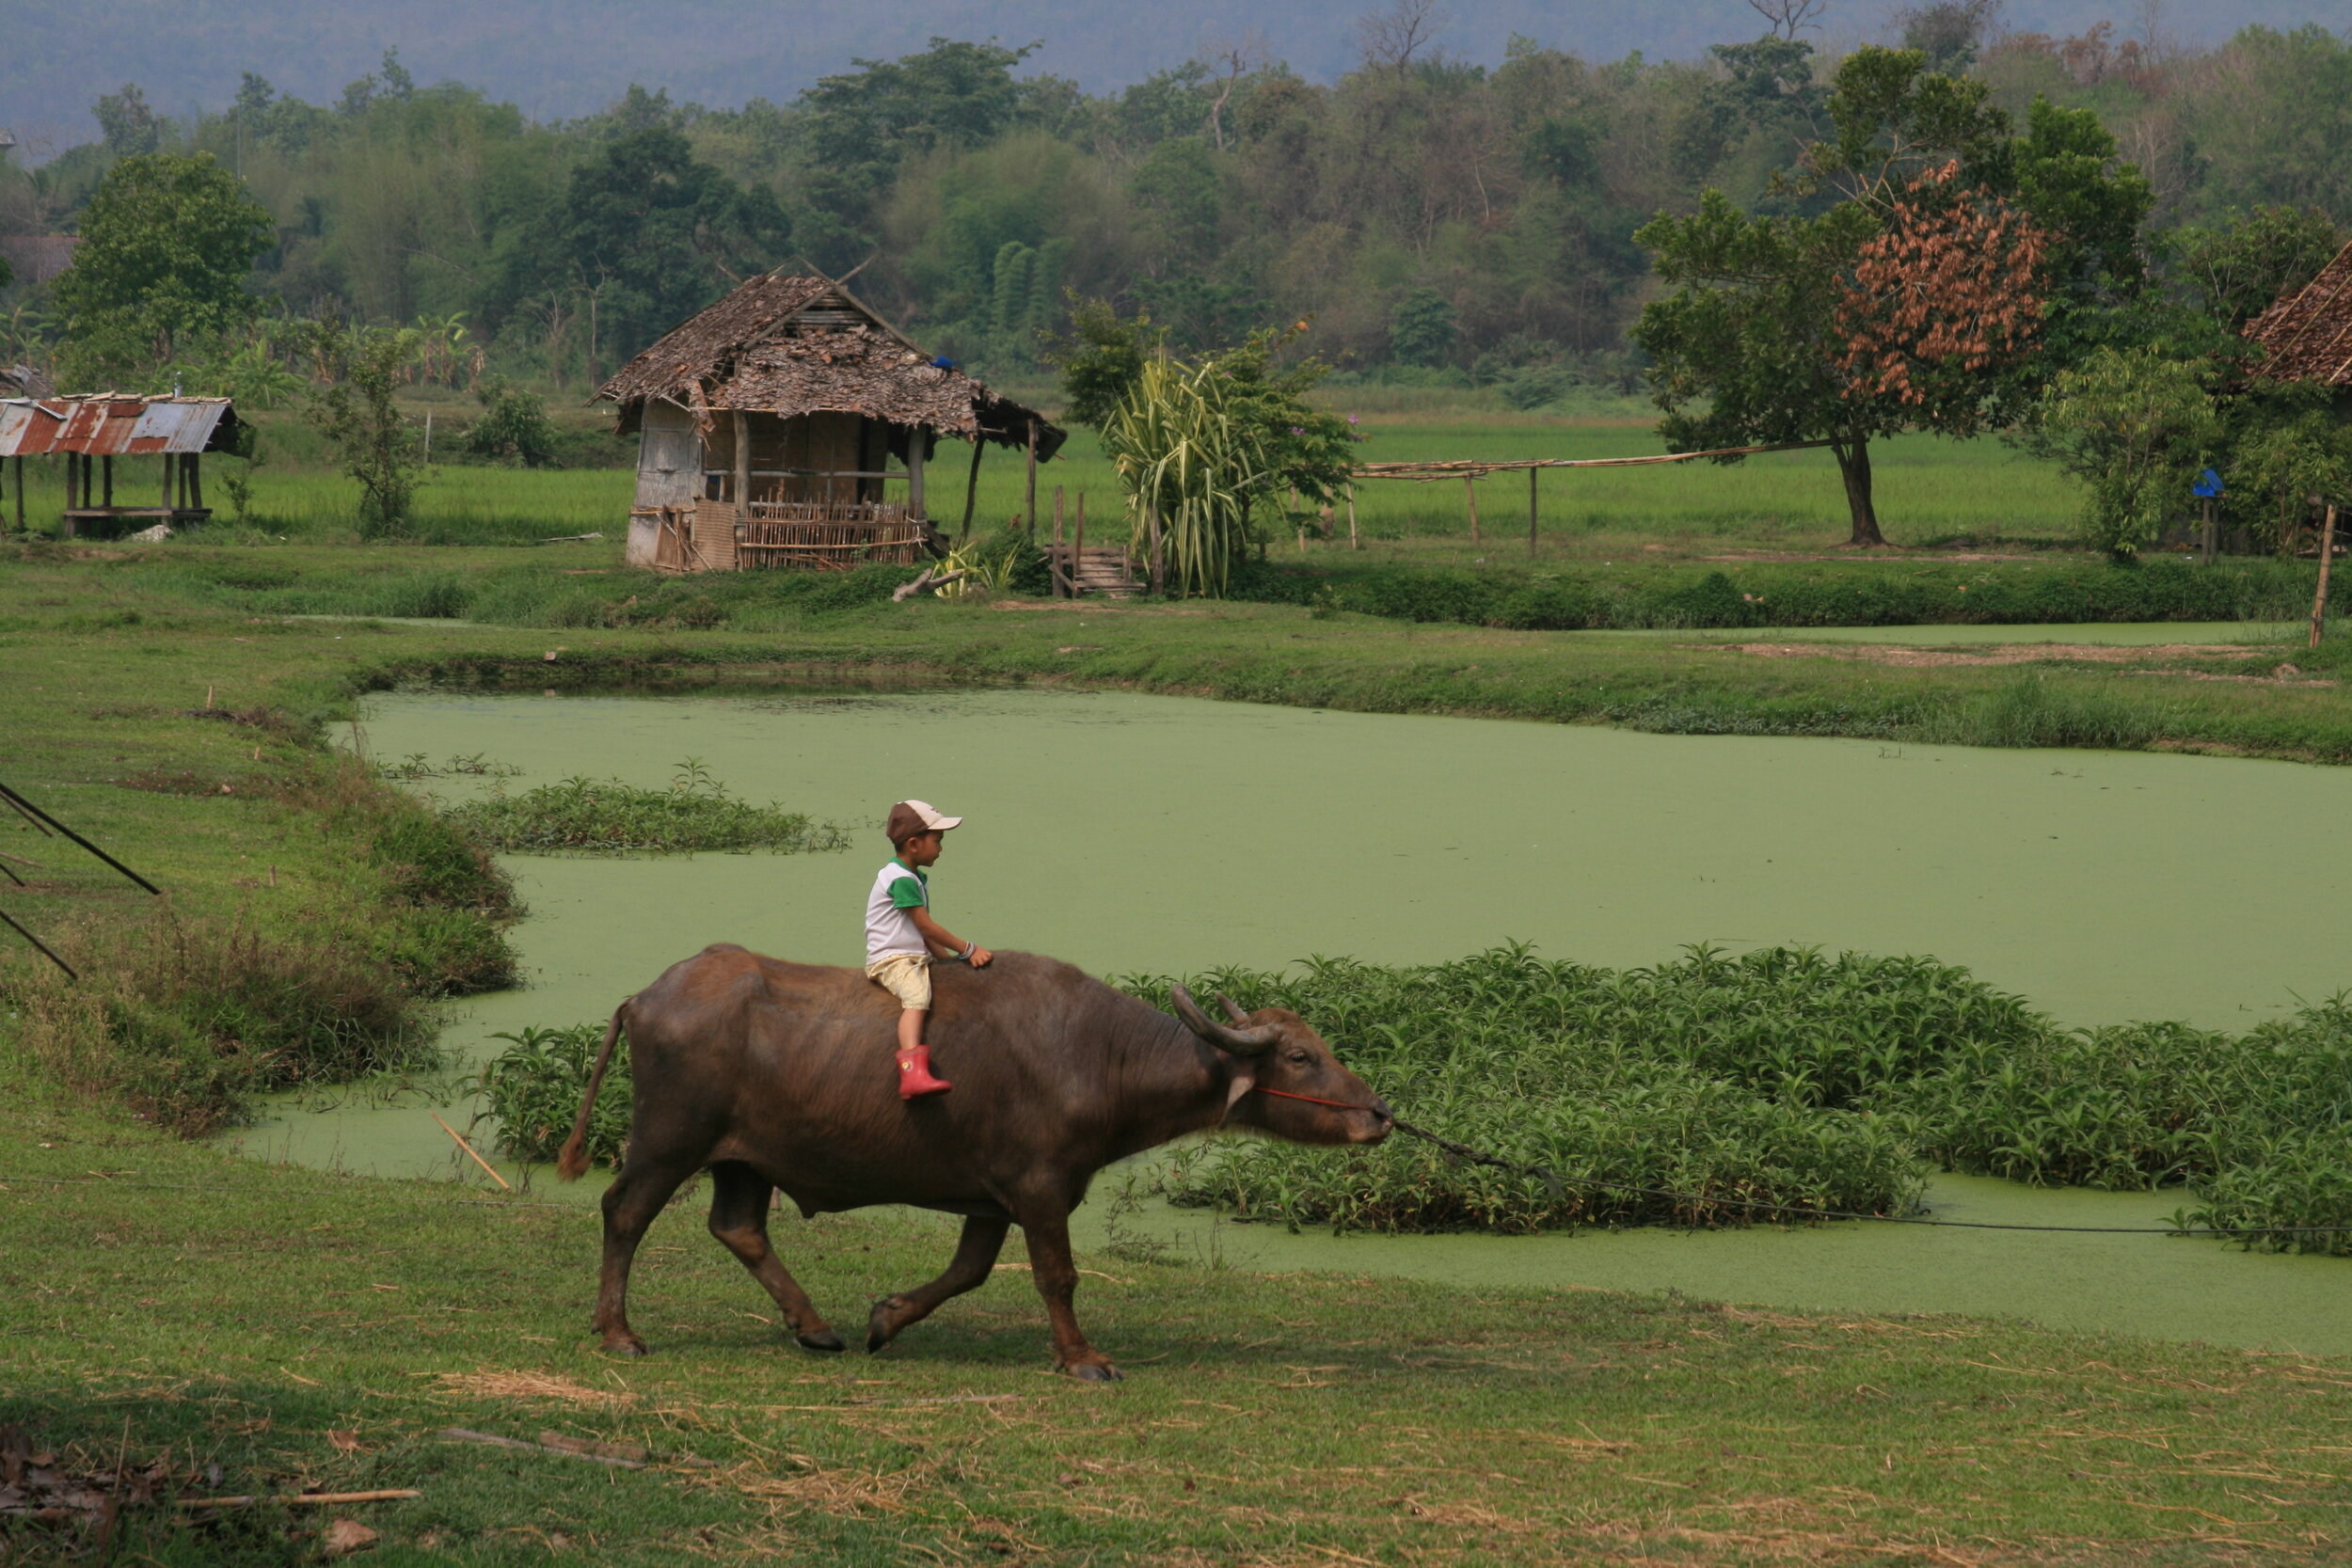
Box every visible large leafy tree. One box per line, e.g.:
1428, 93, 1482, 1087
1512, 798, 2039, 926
558, 126, 789, 367
53, 151, 275, 381
1636, 46, 2146, 546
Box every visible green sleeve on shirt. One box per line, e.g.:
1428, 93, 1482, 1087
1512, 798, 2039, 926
888, 877, 929, 911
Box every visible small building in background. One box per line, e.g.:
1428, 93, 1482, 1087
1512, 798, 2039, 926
595, 273, 1063, 572
0, 393, 243, 537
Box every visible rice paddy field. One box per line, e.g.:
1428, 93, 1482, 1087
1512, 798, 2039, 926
4, 411, 2082, 556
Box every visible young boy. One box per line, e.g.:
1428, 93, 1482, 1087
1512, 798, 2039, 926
866, 800, 993, 1099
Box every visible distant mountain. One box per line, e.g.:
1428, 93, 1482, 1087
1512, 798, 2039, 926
3, 0, 2341, 154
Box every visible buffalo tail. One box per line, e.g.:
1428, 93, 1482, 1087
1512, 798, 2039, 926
555, 1005, 628, 1181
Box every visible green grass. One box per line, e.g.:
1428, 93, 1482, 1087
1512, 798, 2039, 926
442, 761, 849, 855
5, 414, 2088, 556
5, 1068, 2349, 1565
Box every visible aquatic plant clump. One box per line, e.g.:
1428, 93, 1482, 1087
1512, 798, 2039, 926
443, 759, 850, 855
1130, 945, 2352, 1253
468, 1023, 628, 1168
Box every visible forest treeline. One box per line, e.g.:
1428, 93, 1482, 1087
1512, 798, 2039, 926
3, 8, 2350, 396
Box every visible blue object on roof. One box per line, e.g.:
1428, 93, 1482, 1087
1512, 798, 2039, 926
2192, 467, 2223, 498
930, 355, 956, 371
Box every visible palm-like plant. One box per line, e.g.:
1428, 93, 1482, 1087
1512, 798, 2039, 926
1102, 354, 1277, 597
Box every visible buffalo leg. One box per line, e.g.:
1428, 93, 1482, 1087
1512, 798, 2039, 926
1018, 1206, 1120, 1381
866, 1215, 1010, 1354
592, 1154, 700, 1356
706, 1161, 844, 1353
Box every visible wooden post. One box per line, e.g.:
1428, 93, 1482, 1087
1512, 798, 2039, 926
1147, 500, 1164, 595
2310, 501, 2338, 651
103, 454, 114, 509
731, 411, 750, 509
1073, 491, 1086, 598
1528, 466, 1539, 557
188, 454, 203, 513
163, 453, 173, 509
1346, 485, 1359, 550
1464, 474, 1479, 544
65, 451, 77, 513
906, 432, 926, 522
1053, 491, 1067, 597
2201, 497, 2217, 565
961, 436, 985, 541
11, 456, 20, 532
1052, 485, 1064, 551
1025, 420, 1039, 536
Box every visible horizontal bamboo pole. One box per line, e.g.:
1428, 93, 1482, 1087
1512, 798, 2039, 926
1352, 438, 1836, 482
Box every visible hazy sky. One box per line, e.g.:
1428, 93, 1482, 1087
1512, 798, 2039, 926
4, 0, 2345, 152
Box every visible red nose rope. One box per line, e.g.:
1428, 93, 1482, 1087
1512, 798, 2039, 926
1251, 1085, 1373, 1110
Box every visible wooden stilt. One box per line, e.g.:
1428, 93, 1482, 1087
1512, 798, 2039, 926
189, 454, 203, 513
2311, 502, 2338, 650
961, 436, 985, 541
13, 456, 21, 533
103, 454, 114, 508
1053, 492, 1067, 597
1464, 474, 1479, 544
1528, 466, 1539, 557
2201, 496, 2217, 565
1073, 486, 1084, 597
1347, 485, 1359, 550
163, 453, 174, 509
1025, 420, 1039, 537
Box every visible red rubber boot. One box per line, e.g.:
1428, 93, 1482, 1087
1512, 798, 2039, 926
896, 1044, 952, 1100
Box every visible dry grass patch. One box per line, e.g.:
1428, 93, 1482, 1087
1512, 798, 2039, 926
432, 1369, 637, 1407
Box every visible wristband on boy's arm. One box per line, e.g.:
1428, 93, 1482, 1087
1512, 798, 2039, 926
960, 941, 976, 961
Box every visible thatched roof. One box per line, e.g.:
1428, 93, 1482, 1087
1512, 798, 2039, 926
2246, 242, 2352, 386
595, 274, 1066, 458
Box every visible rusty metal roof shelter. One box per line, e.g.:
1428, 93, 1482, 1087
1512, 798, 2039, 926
2246, 243, 2352, 386
595, 274, 1064, 572
0, 394, 243, 537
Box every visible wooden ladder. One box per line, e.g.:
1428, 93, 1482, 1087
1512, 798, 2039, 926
1053, 545, 1138, 599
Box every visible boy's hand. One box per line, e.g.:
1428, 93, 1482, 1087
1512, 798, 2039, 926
968, 945, 993, 968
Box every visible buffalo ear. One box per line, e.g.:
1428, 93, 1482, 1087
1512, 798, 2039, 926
1224, 1071, 1257, 1113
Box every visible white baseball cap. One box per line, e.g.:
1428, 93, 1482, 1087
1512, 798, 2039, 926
887, 800, 963, 838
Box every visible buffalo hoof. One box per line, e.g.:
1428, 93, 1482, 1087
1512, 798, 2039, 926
865, 1297, 904, 1354
1062, 1361, 1121, 1383
601, 1336, 649, 1358
795, 1328, 846, 1354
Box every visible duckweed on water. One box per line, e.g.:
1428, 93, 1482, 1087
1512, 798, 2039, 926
442, 757, 849, 855
474, 944, 2352, 1254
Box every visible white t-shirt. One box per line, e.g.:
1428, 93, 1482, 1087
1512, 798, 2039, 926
866, 859, 930, 964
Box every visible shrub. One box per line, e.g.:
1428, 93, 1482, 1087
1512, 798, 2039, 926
468, 1022, 628, 1167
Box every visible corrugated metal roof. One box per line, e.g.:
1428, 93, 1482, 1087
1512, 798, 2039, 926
0, 395, 239, 457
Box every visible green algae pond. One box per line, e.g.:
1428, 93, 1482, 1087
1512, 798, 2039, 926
238, 687, 2352, 1354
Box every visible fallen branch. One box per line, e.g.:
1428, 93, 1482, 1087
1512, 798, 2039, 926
179, 1489, 421, 1510
892, 565, 969, 602
436, 1428, 647, 1469
430, 1113, 511, 1191
536, 532, 604, 544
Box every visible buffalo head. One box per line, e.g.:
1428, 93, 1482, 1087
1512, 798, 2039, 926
1169, 985, 1393, 1146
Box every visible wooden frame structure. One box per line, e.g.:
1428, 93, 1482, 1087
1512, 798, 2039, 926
0, 394, 243, 538
597, 275, 1063, 574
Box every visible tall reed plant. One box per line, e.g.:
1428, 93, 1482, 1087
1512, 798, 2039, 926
1101, 355, 1277, 597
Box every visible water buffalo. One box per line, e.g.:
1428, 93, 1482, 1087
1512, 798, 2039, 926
556, 944, 1392, 1380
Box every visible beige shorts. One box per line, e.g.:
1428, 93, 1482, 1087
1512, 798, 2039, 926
866, 953, 932, 1011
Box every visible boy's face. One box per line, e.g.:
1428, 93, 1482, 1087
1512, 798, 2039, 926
898, 831, 946, 867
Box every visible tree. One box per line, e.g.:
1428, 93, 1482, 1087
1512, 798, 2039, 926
53, 152, 275, 380
2032, 347, 2219, 558
559, 126, 789, 364
95, 84, 163, 158
2172, 206, 2344, 336
1895, 1, 2004, 74
1356, 0, 1448, 76
1041, 293, 1168, 430
307, 324, 424, 538
1389, 288, 1458, 367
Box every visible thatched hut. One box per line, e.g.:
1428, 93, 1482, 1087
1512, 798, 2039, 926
2245, 243, 2352, 388
595, 274, 1064, 572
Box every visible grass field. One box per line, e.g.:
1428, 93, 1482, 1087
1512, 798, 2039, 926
8, 1071, 2350, 1565
4, 415, 2085, 557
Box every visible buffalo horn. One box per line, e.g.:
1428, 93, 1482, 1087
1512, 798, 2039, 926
1170, 985, 1280, 1054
